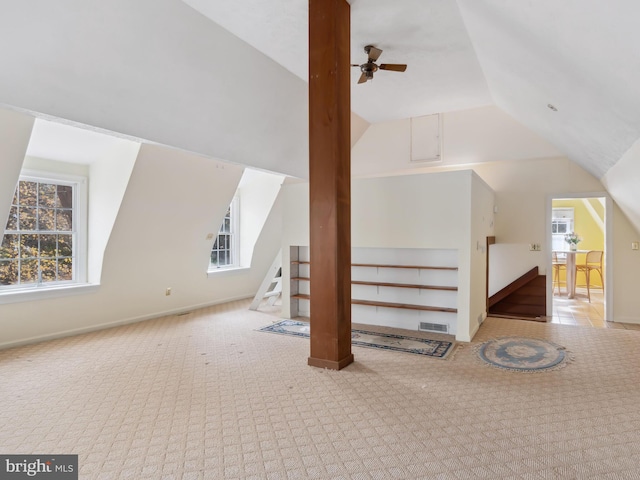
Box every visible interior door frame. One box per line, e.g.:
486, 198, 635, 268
545, 192, 613, 320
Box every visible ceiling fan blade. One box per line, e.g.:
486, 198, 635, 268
379, 64, 407, 72
358, 73, 369, 84
366, 46, 383, 62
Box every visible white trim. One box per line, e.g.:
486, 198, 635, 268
206, 266, 250, 278
546, 192, 613, 321
0, 283, 99, 305
210, 196, 240, 269
1, 169, 88, 290
0, 293, 253, 350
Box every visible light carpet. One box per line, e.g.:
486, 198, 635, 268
2, 300, 640, 479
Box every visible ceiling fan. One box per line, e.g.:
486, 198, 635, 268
351, 45, 407, 84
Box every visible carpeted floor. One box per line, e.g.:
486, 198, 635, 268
1, 299, 640, 479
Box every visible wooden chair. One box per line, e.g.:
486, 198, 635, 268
575, 250, 604, 302
552, 251, 566, 295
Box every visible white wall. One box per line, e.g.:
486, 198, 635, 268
0, 144, 284, 348
281, 170, 496, 342
488, 244, 540, 296
0, 0, 309, 178
237, 170, 285, 267
427, 157, 640, 323
350, 114, 640, 323
351, 105, 562, 177
602, 138, 640, 236
0, 110, 34, 228
87, 142, 140, 283
469, 177, 497, 335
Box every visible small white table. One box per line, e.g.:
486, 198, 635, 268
554, 250, 588, 299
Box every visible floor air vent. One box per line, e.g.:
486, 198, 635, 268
419, 322, 448, 333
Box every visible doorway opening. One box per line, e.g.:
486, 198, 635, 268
547, 194, 612, 326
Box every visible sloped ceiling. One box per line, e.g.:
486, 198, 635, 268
457, 0, 640, 179
182, 0, 493, 122
183, 0, 640, 181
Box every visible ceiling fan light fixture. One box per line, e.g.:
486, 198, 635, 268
351, 45, 407, 84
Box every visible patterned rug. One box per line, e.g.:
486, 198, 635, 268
258, 320, 455, 359
475, 337, 571, 372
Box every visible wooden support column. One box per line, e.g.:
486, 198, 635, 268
307, 0, 353, 370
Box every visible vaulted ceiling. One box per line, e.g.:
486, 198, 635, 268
1, 0, 639, 232
184, 0, 640, 181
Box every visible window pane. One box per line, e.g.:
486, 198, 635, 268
39, 208, 56, 231
58, 235, 73, 257
0, 235, 19, 259
210, 200, 236, 268
41, 258, 57, 282
20, 207, 37, 230
59, 258, 73, 281
558, 224, 567, 233
39, 183, 57, 207
6, 206, 17, 230
21, 234, 39, 258
40, 234, 57, 258
1, 176, 79, 289
56, 185, 73, 209
19, 181, 38, 206
20, 259, 38, 284
56, 209, 73, 231
0, 260, 18, 285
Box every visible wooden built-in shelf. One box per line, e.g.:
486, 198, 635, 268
289, 251, 459, 318
352, 263, 458, 271
291, 294, 457, 313
292, 276, 456, 292
292, 261, 457, 271
351, 299, 457, 313
352, 280, 456, 291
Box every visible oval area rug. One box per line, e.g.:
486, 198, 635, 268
476, 337, 570, 372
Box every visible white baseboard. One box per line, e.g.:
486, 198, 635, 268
0, 294, 254, 351
613, 316, 640, 325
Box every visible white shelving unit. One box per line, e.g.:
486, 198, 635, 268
288, 246, 459, 334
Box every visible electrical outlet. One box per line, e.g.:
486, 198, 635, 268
632, 241, 639, 250
165, 287, 172, 296
529, 244, 541, 251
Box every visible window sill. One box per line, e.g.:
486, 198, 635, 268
207, 266, 250, 279
0, 284, 99, 305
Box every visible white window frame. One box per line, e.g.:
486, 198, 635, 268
0, 170, 89, 300
209, 197, 240, 271
551, 207, 574, 255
